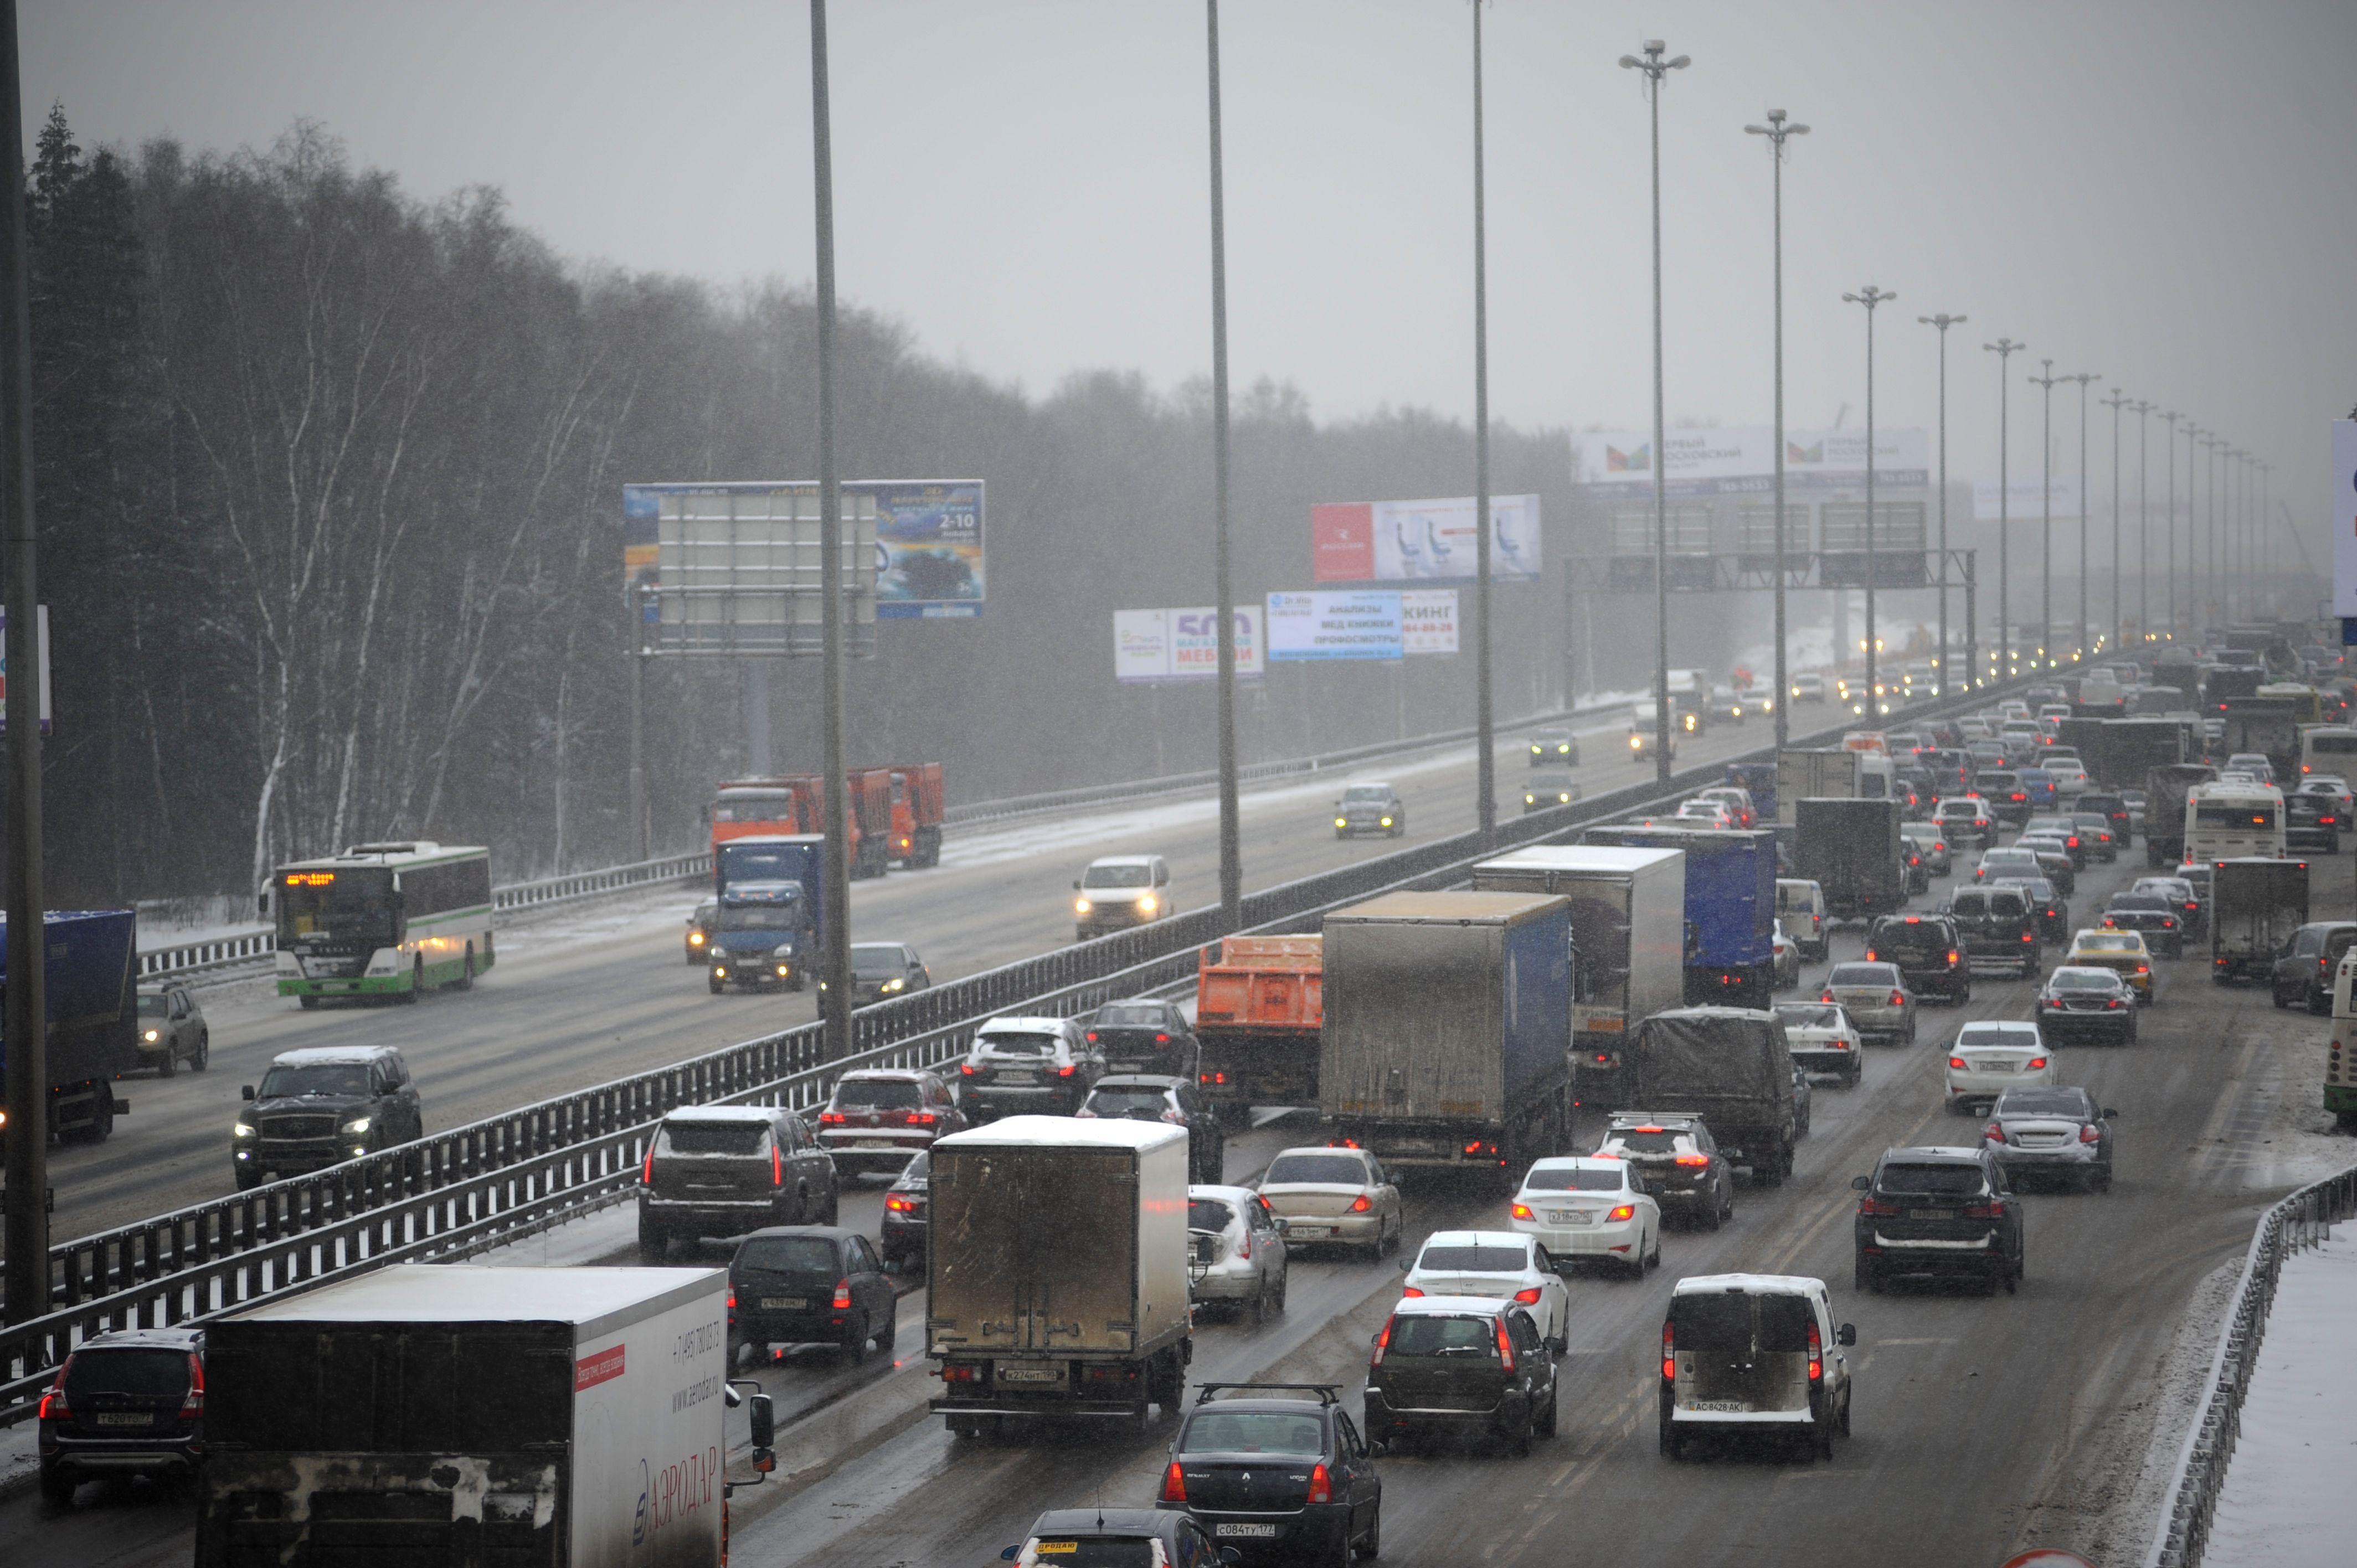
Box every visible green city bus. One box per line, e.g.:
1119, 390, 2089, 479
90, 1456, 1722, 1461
269, 842, 495, 1007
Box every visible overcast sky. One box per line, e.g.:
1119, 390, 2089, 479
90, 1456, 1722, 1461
24, 1, 2355, 558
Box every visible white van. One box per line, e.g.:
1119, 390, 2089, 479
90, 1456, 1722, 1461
1659, 1273, 1855, 1462
2299, 725, 2357, 781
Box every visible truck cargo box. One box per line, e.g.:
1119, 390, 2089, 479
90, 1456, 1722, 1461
1792, 797, 1908, 920
1624, 1006, 1799, 1179
1579, 824, 1778, 1005
1471, 847, 1682, 1041
0, 908, 138, 1141
1195, 935, 1322, 1112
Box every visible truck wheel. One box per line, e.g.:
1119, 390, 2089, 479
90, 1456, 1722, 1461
708, 977, 724, 996
299, 994, 320, 1009
75, 1089, 115, 1145
455, 945, 475, 991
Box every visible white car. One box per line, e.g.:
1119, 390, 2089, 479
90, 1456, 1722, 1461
1945, 1019, 2056, 1115
1400, 1230, 1572, 1349
2045, 758, 2090, 798
1774, 1000, 1863, 1088
1507, 1158, 1659, 1279
1772, 921, 1801, 989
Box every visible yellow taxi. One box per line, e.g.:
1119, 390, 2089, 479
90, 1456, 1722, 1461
2063, 929, 2155, 1002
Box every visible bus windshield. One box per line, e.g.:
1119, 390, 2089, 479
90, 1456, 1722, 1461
276, 869, 398, 945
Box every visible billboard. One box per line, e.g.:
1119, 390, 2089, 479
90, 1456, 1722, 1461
622, 482, 878, 656
2335, 421, 2357, 618
1311, 494, 1541, 583
1575, 427, 1928, 495
1973, 477, 2084, 521
871, 479, 985, 619
1401, 588, 1458, 654
1267, 590, 1403, 662
1114, 606, 1263, 684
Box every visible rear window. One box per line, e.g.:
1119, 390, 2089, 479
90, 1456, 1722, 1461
1188, 1198, 1238, 1232
1870, 924, 1948, 956
2048, 969, 2118, 991
832, 1077, 922, 1110
1608, 1128, 1685, 1154
1025, 1544, 1154, 1567
64, 1347, 192, 1399
1519, 1167, 1623, 1193
1996, 1089, 2092, 1118
1085, 1087, 1175, 1118
1094, 1003, 1171, 1029
1264, 1153, 1368, 1187
1775, 1003, 1841, 1029
2107, 895, 2170, 912
977, 1033, 1059, 1056
1828, 964, 1895, 987
734, 1236, 841, 1275
1876, 1163, 1988, 1196
1669, 1293, 1814, 1354
1416, 1243, 1530, 1273
1386, 1315, 1498, 1356
1179, 1410, 1326, 1455
1957, 1024, 2039, 1047
662, 1121, 768, 1156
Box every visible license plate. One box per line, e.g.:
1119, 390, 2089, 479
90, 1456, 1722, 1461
93, 1412, 153, 1427
1290, 1225, 1332, 1238
1689, 1400, 1748, 1414
1216, 1524, 1280, 1538
999, 1365, 1063, 1384
855, 1140, 894, 1149
760, 1297, 807, 1309
1908, 1209, 1955, 1221
997, 1072, 1037, 1085
1547, 1210, 1591, 1225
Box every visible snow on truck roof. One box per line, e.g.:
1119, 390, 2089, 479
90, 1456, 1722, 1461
228, 1265, 722, 1332
934, 1114, 1186, 1153
1475, 845, 1681, 874
1325, 890, 1567, 925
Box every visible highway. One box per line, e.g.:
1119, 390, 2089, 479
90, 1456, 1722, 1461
14, 781, 2341, 1567
50, 703, 1765, 1241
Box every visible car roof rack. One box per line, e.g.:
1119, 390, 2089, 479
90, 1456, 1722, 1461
1192, 1382, 1340, 1406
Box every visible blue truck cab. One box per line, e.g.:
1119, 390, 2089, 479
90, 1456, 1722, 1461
0, 909, 138, 1143
704, 881, 812, 994
1579, 825, 1778, 1009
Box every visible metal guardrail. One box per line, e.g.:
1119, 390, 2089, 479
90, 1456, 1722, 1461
6, 677, 2019, 1420
2147, 1161, 2357, 1568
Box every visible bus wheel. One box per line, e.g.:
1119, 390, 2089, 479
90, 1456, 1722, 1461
401, 957, 423, 1003
454, 945, 475, 991
299, 994, 320, 1010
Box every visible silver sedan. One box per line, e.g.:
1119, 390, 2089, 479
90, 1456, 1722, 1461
1186, 1185, 1290, 1323
1820, 961, 1917, 1046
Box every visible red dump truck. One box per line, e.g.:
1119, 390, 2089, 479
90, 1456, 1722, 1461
707, 772, 900, 879
890, 763, 945, 869
1195, 935, 1322, 1127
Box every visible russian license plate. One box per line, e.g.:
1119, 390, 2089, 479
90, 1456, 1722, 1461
1689, 1400, 1748, 1414
1908, 1210, 1955, 1221
999, 1365, 1063, 1384
1216, 1523, 1280, 1538
998, 1071, 1037, 1085
856, 1139, 894, 1149
1548, 1210, 1591, 1225
93, 1412, 152, 1427
1290, 1225, 1332, 1239
760, 1297, 807, 1310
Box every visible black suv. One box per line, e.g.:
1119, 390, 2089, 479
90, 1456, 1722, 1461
1976, 770, 2030, 825
1079, 1074, 1226, 1183
960, 1016, 1102, 1118
2270, 921, 2357, 1015
1085, 997, 1200, 1077
37, 1325, 207, 1507
2286, 793, 2343, 854
1944, 886, 2040, 979
1595, 1113, 1736, 1230
233, 1045, 423, 1189
727, 1226, 897, 1363
1364, 1299, 1560, 1456
637, 1105, 838, 1261
1852, 1145, 2024, 1294
1160, 1384, 1383, 1562
1864, 914, 1970, 1004
2101, 892, 2186, 958
2079, 792, 2133, 849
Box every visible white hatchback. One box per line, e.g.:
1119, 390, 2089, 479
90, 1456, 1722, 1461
1400, 1231, 1572, 1349
1945, 1020, 2056, 1115
2045, 758, 2090, 798
1507, 1159, 1660, 1278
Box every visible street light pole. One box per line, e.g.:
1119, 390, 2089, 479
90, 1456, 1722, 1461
1919, 313, 1965, 689
1204, 0, 1241, 925
1747, 108, 1807, 746
807, 0, 853, 1061
2068, 372, 2099, 661
1471, 0, 1496, 840
1985, 338, 2025, 680
1622, 39, 1689, 783
2029, 360, 2060, 672
2133, 400, 2152, 643
2160, 411, 2180, 641
1843, 285, 1894, 713
2103, 388, 2129, 650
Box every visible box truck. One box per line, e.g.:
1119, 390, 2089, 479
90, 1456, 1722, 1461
2210, 857, 2309, 986
1581, 824, 1779, 1007
1792, 798, 1909, 921
1774, 747, 1894, 824
0, 908, 137, 1144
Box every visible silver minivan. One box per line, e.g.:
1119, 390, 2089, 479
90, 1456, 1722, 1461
1659, 1273, 1855, 1461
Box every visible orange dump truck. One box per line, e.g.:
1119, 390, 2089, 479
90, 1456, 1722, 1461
1194, 934, 1323, 1126
890, 763, 945, 869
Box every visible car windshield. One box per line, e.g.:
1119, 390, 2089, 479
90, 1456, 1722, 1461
1386, 1315, 1498, 1357
1188, 1197, 1239, 1232
1094, 1003, 1171, 1029
1828, 964, 1894, 987
1265, 1153, 1369, 1187
137, 993, 171, 1018
1519, 1167, 1623, 1193
1877, 1163, 1987, 1196
1180, 1411, 1327, 1456
1083, 864, 1152, 889
1775, 1004, 1841, 1029
257, 1064, 370, 1098
719, 901, 802, 931
662, 1121, 768, 1156
1344, 786, 1392, 802
1417, 1243, 1529, 1273
63, 1347, 193, 1398
848, 945, 906, 978
1085, 1088, 1175, 1118
2049, 970, 2118, 991
831, 1077, 922, 1110
978, 1033, 1059, 1056
734, 1235, 840, 1276
1997, 1089, 2092, 1118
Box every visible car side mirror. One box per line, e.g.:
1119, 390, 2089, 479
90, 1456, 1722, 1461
1273, 1217, 1289, 1234
1836, 1323, 1857, 1347
1001, 1549, 1021, 1562
241, 1085, 256, 1102
1222, 1550, 1245, 1566
257, 889, 271, 917
1850, 1174, 1870, 1190
1397, 1258, 1412, 1273
2103, 1108, 2119, 1120
747, 1391, 775, 1452
1072, 879, 1082, 890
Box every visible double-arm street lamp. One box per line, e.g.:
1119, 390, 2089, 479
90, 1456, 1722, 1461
1919, 313, 1965, 688
1621, 39, 1689, 782
2102, 388, 2130, 649
2067, 371, 2100, 660
1984, 338, 2026, 678
2029, 359, 2061, 669
1843, 285, 1894, 711
1746, 107, 1806, 745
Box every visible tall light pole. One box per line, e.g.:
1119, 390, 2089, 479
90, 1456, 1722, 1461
1747, 107, 1807, 745
1622, 39, 1687, 780
1919, 313, 1965, 688
2133, 400, 2152, 642
808, 0, 853, 1061
1204, 0, 1241, 925
1843, 286, 1894, 713
2068, 372, 2099, 659
2206, 434, 2225, 634
2160, 411, 2181, 640
2029, 360, 2061, 670
1470, 0, 1497, 838
1985, 338, 2025, 680
2103, 388, 2129, 649
2185, 422, 2205, 637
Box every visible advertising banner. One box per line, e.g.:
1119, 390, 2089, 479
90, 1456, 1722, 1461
1400, 588, 1458, 654
2334, 421, 2357, 618
1576, 428, 1928, 495
872, 480, 985, 619
1311, 495, 1541, 583
1973, 476, 2084, 521
1114, 606, 1263, 683
1267, 590, 1403, 662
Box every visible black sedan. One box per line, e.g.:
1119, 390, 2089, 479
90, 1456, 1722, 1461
2036, 967, 2139, 1045
879, 1150, 929, 1271
728, 1226, 897, 1363
2101, 893, 2186, 958
2269, 921, 2357, 1015
1160, 1384, 1383, 1562
1085, 997, 1199, 1077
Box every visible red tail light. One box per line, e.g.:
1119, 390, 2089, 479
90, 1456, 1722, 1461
1161, 1461, 1188, 1503
1949, 1056, 1967, 1070
1820, 991, 1835, 1003
832, 1278, 853, 1309
1372, 1317, 1394, 1366
1494, 1318, 1516, 1371
885, 1193, 918, 1213
2080, 1123, 2103, 1144
905, 1111, 936, 1125
727, 1285, 737, 1313
2027, 1056, 2047, 1068
1057, 1064, 1075, 1077
959, 1062, 975, 1075
1674, 1153, 1711, 1167
773, 1144, 784, 1186
1661, 1321, 1676, 1381
39, 1359, 71, 1420
1608, 1204, 1636, 1222
178, 1353, 205, 1419
1350, 1194, 1372, 1213
1857, 1195, 1900, 1216
1965, 1200, 2009, 1219
1864, 950, 1879, 962
1807, 1319, 1824, 1383
1511, 1203, 1534, 1220
642, 1149, 655, 1184
1084, 1031, 1099, 1043
1889, 992, 1906, 1007
1401, 1286, 1425, 1298
818, 1111, 847, 1125
1947, 951, 1962, 965
2023, 932, 2035, 942
1984, 1122, 2006, 1143
1512, 1287, 1544, 1304
1306, 1463, 1334, 1505
1155, 1033, 1170, 1044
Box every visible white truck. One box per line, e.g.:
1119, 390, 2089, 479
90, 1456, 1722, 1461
927, 1116, 1192, 1434
1774, 747, 1895, 824
194, 1265, 764, 1568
